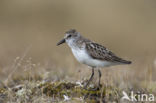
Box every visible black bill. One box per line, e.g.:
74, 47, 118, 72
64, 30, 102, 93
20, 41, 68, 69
57, 38, 65, 46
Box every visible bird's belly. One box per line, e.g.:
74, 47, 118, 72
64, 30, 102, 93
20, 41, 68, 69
71, 48, 116, 67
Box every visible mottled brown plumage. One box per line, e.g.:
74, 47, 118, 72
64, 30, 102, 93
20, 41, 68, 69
85, 42, 131, 64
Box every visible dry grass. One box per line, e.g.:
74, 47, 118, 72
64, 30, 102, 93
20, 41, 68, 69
0, 0, 156, 103
0, 53, 155, 103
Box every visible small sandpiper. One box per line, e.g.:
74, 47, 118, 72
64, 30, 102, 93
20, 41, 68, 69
57, 29, 131, 88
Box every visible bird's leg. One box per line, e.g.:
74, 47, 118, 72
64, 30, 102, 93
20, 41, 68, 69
98, 69, 102, 88
84, 68, 94, 89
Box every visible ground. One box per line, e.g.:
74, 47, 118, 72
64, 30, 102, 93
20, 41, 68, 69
0, 56, 156, 103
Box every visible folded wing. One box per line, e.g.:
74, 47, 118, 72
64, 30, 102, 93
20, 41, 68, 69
86, 42, 131, 64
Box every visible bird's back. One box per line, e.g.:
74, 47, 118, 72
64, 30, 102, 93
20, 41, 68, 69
85, 41, 131, 64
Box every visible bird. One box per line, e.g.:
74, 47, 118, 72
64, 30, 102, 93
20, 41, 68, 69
57, 29, 131, 89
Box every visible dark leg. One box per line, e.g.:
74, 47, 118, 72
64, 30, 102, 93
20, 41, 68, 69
84, 68, 94, 89
98, 69, 102, 87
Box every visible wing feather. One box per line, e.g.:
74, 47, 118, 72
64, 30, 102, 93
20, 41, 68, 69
85, 42, 131, 64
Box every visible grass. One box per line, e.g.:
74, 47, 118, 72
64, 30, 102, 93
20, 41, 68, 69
0, 55, 156, 103
0, 78, 155, 103
0, 80, 121, 103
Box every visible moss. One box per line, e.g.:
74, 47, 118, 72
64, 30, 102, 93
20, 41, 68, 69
0, 88, 6, 94
0, 88, 7, 101
38, 82, 76, 98
1, 80, 155, 103
37, 81, 120, 102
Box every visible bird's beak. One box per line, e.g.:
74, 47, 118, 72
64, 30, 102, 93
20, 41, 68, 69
57, 38, 65, 46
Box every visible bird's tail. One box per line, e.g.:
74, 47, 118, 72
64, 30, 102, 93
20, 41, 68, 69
114, 56, 132, 64
120, 59, 132, 64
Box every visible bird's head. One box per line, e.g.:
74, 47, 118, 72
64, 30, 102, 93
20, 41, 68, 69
57, 29, 80, 46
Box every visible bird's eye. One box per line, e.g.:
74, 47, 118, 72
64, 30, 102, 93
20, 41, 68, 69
68, 35, 71, 38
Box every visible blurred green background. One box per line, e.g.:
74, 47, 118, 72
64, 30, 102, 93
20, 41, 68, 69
0, 0, 156, 69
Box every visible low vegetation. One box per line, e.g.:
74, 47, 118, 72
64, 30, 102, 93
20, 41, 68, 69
0, 76, 155, 103
0, 56, 155, 103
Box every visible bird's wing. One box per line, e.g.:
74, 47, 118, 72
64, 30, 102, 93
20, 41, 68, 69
85, 42, 131, 64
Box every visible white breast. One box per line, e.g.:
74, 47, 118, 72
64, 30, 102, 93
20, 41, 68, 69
71, 48, 118, 67
71, 48, 89, 63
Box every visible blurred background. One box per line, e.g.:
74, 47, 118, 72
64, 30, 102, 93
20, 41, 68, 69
0, 0, 156, 88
